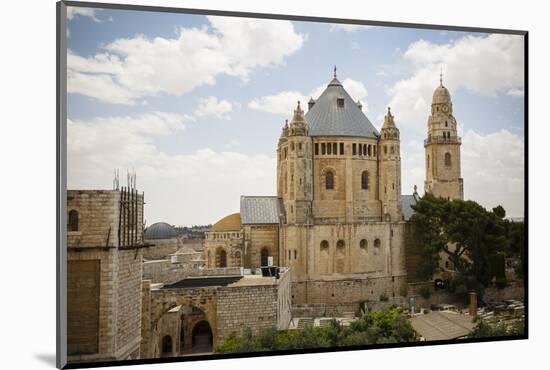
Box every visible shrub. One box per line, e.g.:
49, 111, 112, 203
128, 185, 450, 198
418, 286, 431, 299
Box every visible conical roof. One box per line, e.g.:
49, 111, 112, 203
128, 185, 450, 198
305, 76, 378, 138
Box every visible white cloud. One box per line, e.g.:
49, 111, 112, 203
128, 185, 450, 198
194, 96, 233, 119
248, 78, 369, 116
329, 24, 372, 32
385, 34, 524, 133
68, 112, 275, 225
462, 129, 524, 216
67, 7, 101, 22
67, 16, 305, 105
401, 128, 524, 217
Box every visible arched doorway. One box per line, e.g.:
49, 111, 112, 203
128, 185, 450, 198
191, 320, 213, 353
161, 335, 173, 358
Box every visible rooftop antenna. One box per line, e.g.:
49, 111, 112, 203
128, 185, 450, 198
333, 65, 337, 78
113, 168, 120, 190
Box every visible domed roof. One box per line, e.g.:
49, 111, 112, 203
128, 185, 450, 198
305, 69, 379, 138
432, 84, 452, 105
211, 213, 241, 232
144, 222, 177, 240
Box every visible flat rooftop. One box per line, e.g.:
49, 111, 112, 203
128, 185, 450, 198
409, 311, 475, 341
163, 275, 243, 289
162, 270, 288, 289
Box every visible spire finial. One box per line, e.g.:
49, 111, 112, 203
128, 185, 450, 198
440, 66, 443, 86
297, 100, 301, 109
387, 106, 391, 114
333, 65, 337, 78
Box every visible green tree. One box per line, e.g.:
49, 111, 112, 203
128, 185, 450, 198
216, 307, 417, 354
411, 195, 511, 296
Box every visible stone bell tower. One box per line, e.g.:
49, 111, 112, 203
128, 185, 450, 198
424, 73, 463, 200
277, 101, 313, 224
379, 107, 402, 221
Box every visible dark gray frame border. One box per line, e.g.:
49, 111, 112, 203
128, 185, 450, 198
56, 1, 528, 369
56, 1, 67, 369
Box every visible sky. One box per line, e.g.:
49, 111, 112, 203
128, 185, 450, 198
66, 6, 525, 226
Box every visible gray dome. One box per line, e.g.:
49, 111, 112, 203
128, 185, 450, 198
306, 76, 379, 138
144, 222, 177, 240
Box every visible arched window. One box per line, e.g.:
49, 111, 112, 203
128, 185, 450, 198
445, 152, 451, 167
361, 171, 369, 190
336, 240, 345, 252
360, 239, 368, 252
234, 251, 241, 267
216, 248, 227, 268
220, 250, 227, 267
320, 240, 329, 251
261, 248, 269, 266
374, 239, 381, 255
68, 209, 79, 232
325, 171, 334, 190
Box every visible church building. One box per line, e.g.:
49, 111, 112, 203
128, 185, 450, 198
205, 69, 463, 308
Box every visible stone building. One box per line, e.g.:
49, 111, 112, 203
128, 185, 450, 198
66, 188, 147, 363
140, 269, 292, 358
204, 70, 465, 312
204, 196, 284, 269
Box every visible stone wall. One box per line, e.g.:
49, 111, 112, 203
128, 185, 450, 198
283, 222, 408, 283
291, 274, 407, 308
67, 190, 120, 248
216, 272, 291, 342
67, 189, 145, 364
115, 249, 143, 359
67, 247, 116, 362
67, 247, 142, 362
245, 224, 279, 268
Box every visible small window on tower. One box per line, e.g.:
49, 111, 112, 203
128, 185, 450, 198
321, 143, 326, 155
373, 145, 377, 157
298, 143, 302, 150
291, 142, 295, 151
445, 152, 452, 167
327, 143, 332, 155
315, 143, 319, 155
340, 142, 344, 155
384, 145, 388, 155
445, 121, 448, 127
333, 143, 337, 155
359, 144, 363, 156
352, 143, 357, 155
337, 98, 345, 108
